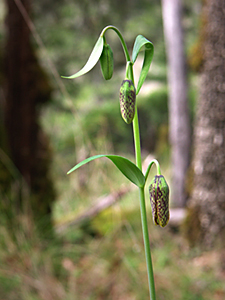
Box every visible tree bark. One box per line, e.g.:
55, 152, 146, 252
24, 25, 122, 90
161, 0, 191, 207
185, 0, 225, 247
2, 0, 55, 233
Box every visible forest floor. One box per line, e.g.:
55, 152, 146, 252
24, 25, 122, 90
1, 198, 225, 300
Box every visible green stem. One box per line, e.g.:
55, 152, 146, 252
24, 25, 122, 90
101, 26, 156, 299
132, 106, 142, 170
125, 61, 133, 80
139, 187, 156, 300
145, 159, 161, 181
100, 25, 131, 62
131, 76, 156, 300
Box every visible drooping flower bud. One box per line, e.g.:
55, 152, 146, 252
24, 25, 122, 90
119, 79, 136, 124
149, 175, 170, 227
99, 43, 114, 80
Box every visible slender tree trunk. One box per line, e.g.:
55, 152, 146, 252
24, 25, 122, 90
3, 0, 55, 233
161, 0, 191, 207
185, 0, 225, 247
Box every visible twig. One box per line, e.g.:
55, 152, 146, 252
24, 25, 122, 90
55, 185, 132, 232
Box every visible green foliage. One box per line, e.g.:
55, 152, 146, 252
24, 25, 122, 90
139, 87, 168, 126
1, 205, 224, 300
132, 35, 154, 94
67, 154, 145, 187
62, 36, 104, 79
43, 84, 170, 159
78, 97, 134, 152
0, 273, 21, 299
0, 0, 204, 298
138, 87, 169, 152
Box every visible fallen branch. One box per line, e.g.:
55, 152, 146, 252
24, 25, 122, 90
55, 185, 132, 232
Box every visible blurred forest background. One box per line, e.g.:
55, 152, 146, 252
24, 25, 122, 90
0, 0, 225, 299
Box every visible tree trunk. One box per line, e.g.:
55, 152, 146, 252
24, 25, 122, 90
185, 0, 225, 247
2, 0, 55, 234
161, 0, 191, 207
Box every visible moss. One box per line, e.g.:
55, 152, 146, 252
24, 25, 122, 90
188, 40, 204, 72
182, 205, 202, 247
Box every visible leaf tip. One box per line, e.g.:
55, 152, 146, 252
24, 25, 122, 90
61, 75, 73, 79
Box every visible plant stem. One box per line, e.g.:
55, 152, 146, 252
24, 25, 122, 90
145, 159, 162, 181
132, 95, 156, 300
132, 106, 142, 170
100, 25, 131, 62
139, 187, 156, 300
101, 26, 156, 298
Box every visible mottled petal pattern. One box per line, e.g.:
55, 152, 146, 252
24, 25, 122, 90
149, 175, 170, 227
119, 80, 136, 124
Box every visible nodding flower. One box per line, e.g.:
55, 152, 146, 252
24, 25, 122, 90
119, 79, 136, 124
149, 175, 170, 227
99, 43, 114, 80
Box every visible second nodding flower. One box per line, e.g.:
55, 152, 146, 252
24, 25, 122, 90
149, 175, 170, 228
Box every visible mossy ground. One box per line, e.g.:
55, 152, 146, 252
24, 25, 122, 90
1, 191, 225, 300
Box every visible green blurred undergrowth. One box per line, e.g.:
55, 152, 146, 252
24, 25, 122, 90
1, 200, 224, 300
0, 0, 212, 298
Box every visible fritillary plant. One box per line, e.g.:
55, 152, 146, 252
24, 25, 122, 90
63, 25, 170, 300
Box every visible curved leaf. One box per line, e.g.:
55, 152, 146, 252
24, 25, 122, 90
132, 35, 154, 95
62, 36, 104, 79
67, 154, 145, 188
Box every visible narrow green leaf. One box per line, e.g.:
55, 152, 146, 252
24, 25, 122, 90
62, 36, 104, 79
67, 154, 145, 188
132, 35, 154, 95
